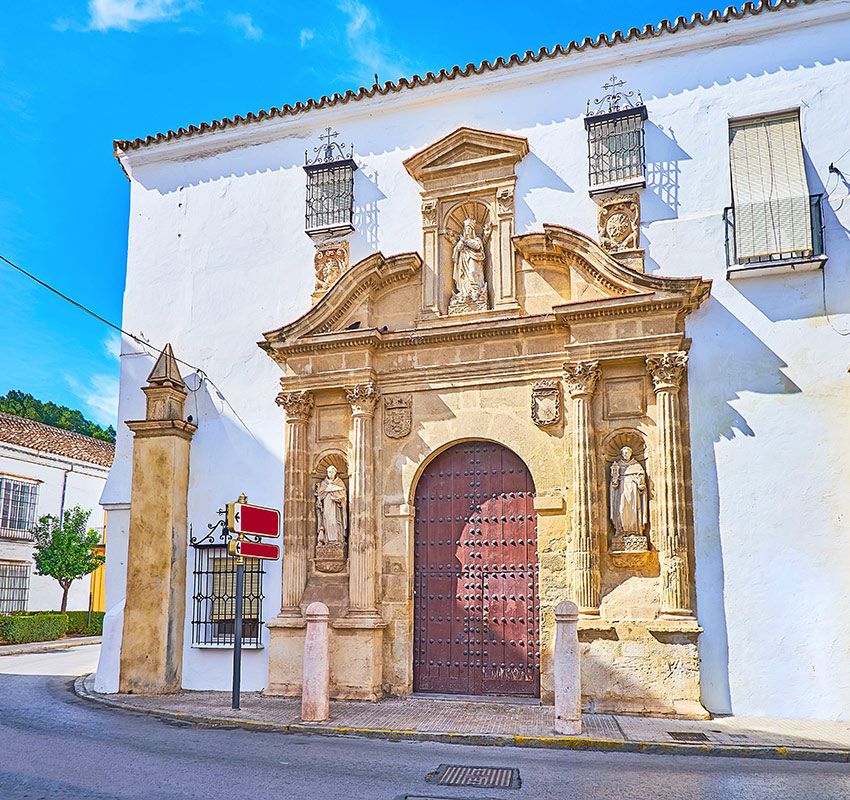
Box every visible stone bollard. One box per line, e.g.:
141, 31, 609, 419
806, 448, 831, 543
554, 599, 581, 735
301, 601, 330, 722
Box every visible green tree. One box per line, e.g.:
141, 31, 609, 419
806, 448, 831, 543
31, 506, 105, 613
0, 390, 115, 442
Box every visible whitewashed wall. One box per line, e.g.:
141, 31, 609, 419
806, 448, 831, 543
0, 446, 107, 612
99, 2, 850, 719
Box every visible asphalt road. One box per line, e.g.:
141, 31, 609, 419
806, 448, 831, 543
0, 646, 848, 800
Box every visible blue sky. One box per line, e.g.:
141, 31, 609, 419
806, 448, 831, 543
1, 0, 725, 428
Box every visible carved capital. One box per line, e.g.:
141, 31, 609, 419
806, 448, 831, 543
421, 199, 438, 228
646, 352, 688, 393
564, 361, 601, 399
496, 186, 514, 216
275, 390, 314, 421
346, 382, 379, 416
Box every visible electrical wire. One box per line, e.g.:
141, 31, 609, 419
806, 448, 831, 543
0, 252, 262, 438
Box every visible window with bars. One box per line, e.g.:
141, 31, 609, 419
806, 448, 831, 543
0, 561, 30, 613
585, 106, 647, 194
191, 544, 265, 648
0, 477, 39, 540
304, 160, 357, 235
725, 111, 823, 269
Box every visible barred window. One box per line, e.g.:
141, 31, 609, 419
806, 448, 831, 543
585, 106, 647, 194
0, 561, 30, 613
304, 160, 357, 235
0, 477, 39, 540
191, 543, 264, 648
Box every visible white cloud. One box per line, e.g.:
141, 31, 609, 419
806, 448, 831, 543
299, 28, 314, 48
337, 0, 408, 83
87, 0, 192, 32
66, 333, 121, 428
228, 12, 263, 41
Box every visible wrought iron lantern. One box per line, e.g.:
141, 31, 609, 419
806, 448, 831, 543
584, 75, 647, 195
304, 127, 358, 236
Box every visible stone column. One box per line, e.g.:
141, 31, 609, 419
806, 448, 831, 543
301, 602, 330, 722
554, 600, 581, 734
121, 344, 197, 693
564, 361, 601, 616
646, 352, 693, 618
345, 382, 379, 616
275, 390, 314, 616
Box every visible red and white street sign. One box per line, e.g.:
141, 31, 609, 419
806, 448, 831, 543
227, 500, 280, 539
228, 539, 280, 561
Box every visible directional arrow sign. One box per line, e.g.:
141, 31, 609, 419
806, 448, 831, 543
228, 539, 280, 561
227, 501, 280, 538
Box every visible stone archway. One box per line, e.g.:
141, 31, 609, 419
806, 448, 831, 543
412, 441, 540, 697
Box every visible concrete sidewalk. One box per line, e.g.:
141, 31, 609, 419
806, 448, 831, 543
0, 636, 101, 657
75, 674, 850, 762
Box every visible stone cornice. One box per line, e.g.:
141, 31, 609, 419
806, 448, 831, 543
125, 419, 197, 441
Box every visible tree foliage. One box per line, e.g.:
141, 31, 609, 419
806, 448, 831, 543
0, 390, 115, 442
31, 506, 106, 612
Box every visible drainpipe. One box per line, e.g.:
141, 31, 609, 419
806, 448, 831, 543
59, 468, 70, 521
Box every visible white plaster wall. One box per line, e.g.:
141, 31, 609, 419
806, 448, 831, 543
0, 447, 108, 612
106, 2, 850, 717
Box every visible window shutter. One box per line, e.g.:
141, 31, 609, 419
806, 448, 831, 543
729, 113, 811, 260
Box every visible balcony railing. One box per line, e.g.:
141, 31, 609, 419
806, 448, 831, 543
0, 527, 34, 542
724, 193, 826, 277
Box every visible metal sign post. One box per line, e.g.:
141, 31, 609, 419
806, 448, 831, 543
231, 549, 245, 710
225, 492, 281, 712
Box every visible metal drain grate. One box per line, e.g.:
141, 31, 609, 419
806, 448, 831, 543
428, 764, 521, 790
668, 731, 710, 743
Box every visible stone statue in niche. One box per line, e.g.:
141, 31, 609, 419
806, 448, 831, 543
314, 465, 348, 572
609, 446, 649, 552
448, 217, 490, 315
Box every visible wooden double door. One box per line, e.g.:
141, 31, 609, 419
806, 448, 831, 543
413, 442, 540, 697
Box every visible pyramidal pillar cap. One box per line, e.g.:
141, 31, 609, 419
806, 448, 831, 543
147, 343, 186, 390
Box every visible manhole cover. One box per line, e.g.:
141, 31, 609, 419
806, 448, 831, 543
667, 731, 710, 743
427, 765, 521, 790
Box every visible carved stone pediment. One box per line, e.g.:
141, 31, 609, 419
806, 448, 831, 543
404, 127, 528, 187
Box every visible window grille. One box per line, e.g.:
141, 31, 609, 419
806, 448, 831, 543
304, 127, 357, 236
190, 540, 264, 648
0, 477, 39, 540
728, 111, 813, 262
0, 561, 30, 613
585, 107, 647, 193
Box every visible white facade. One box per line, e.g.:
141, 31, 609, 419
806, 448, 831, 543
100, 1, 850, 719
0, 442, 108, 612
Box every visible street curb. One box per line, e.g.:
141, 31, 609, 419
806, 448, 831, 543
73, 675, 850, 763
0, 636, 101, 657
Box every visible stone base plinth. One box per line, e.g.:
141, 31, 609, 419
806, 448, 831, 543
265, 613, 386, 701
575, 618, 708, 718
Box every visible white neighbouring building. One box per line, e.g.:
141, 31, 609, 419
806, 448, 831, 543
0, 413, 112, 612
98, 0, 850, 721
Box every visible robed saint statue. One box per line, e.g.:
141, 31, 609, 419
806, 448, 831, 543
315, 465, 348, 545
609, 446, 648, 539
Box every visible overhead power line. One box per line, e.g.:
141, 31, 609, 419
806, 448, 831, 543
0, 252, 260, 439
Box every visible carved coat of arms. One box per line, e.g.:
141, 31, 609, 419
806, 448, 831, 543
383, 395, 412, 438
531, 380, 561, 427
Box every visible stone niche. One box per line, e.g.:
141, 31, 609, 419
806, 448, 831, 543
403, 127, 528, 318
259, 128, 712, 718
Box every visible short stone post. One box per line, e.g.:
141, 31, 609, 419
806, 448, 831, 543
554, 600, 581, 735
301, 602, 330, 722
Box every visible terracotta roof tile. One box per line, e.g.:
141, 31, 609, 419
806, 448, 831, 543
114, 0, 818, 156
0, 413, 115, 468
